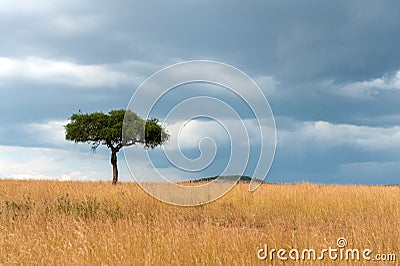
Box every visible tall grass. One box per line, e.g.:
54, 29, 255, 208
0, 180, 398, 264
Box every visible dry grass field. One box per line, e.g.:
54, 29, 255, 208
0, 180, 399, 265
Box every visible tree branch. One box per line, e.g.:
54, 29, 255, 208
115, 143, 123, 152
91, 141, 101, 153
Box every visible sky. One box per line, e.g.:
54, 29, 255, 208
0, 0, 400, 184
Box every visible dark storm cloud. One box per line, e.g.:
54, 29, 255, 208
3, 1, 400, 84
4, 0, 400, 77
97, 0, 400, 83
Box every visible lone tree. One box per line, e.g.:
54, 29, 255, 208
65, 109, 168, 185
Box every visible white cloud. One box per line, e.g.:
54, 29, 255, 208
164, 118, 276, 152
8, 171, 54, 181
21, 120, 67, 147
0, 145, 108, 181
4, 170, 95, 182
157, 117, 275, 178
325, 70, 400, 98
165, 119, 228, 150
59, 170, 94, 181
0, 143, 169, 183
254, 75, 280, 96
279, 119, 400, 151
0, 57, 137, 88
0, 1, 59, 15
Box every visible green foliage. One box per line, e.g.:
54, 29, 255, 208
144, 118, 170, 148
1, 193, 123, 221
2, 195, 34, 220
54, 194, 123, 220
65, 109, 168, 151
65, 109, 168, 184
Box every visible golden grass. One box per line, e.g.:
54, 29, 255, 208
0, 180, 399, 265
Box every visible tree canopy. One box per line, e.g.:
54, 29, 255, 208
65, 109, 168, 184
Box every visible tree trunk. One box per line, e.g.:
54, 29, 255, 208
111, 151, 118, 185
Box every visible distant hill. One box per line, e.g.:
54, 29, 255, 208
190, 175, 264, 183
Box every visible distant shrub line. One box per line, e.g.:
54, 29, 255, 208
190, 175, 263, 183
